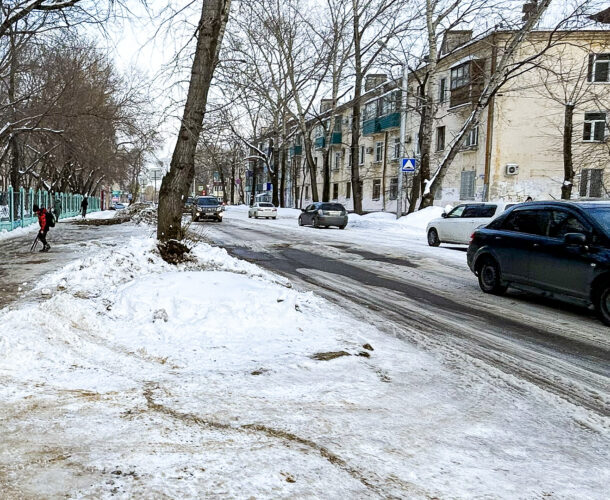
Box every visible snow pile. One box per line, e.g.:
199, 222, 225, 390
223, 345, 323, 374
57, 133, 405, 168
347, 206, 444, 237
0, 235, 607, 498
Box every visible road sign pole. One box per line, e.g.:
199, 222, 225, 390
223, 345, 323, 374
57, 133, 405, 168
397, 64, 408, 219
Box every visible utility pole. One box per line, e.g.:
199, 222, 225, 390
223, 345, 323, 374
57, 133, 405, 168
397, 63, 408, 219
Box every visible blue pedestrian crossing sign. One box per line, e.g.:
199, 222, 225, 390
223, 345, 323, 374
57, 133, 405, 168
401, 158, 417, 172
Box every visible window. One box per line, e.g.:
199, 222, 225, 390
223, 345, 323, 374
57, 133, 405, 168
464, 126, 478, 148
450, 63, 470, 89
393, 137, 401, 159
321, 203, 345, 211
314, 156, 318, 166
436, 126, 445, 151
460, 171, 476, 200
502, 209, 550, 236
588, 54, 610, 83
346, 181, 351, 199
305, 185, 310, 199
359, 145, 365, 165
548, 210, 590, 239
583, 112, 607, 142
462, 204, 496, 218
439, 77, 447, 103
372, 179, 381, 200
334, 116, 342, 132
389, 177, 398, 200
446, 205, 466, 218
334, 152, 341, 170
375, 141, 383, 162
580, 168, 604, 198
332, 183, 339, 199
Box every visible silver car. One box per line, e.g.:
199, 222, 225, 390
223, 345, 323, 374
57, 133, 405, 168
248, 202, 277, 219
298, 202, 348, 229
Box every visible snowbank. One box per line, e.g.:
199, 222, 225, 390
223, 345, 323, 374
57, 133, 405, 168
0, 235, 606, 498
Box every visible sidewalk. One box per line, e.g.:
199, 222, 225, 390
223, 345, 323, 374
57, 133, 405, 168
0, 216, 149, 309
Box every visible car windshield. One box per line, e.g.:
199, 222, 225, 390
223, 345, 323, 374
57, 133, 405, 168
186, 197, 194, 204
587, 207, 610, 235
197, 198, 218, 206
320, 203, 344, 211
259, 203, 274, 207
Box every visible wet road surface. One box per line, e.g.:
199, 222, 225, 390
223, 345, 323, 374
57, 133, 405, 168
201, 214, 610, 417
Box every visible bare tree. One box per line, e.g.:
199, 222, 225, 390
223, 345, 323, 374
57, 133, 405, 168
535, 37, 610, 199
157, 0, 232, 242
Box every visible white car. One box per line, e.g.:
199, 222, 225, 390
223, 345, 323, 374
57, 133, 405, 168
426, 202, 515, 246
248, 202, 277, 219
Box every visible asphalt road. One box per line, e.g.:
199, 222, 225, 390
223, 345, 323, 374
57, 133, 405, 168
202, 213, 610, 417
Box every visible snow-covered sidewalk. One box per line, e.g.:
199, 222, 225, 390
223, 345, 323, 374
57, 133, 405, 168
0, 234, 607, 498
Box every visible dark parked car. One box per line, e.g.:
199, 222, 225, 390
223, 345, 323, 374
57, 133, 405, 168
191, 196, 223, 222
298, 202, 348, 229
467, 201, 610, 325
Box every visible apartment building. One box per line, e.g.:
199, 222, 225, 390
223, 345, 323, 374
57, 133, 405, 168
290, 29, 610, 211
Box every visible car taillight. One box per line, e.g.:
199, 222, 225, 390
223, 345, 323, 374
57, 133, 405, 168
470, 232, 476, 243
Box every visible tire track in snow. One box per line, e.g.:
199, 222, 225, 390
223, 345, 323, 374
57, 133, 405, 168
142, 384, 429, 499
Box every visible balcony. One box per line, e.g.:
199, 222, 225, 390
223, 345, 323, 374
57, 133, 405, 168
315, 136, 325, 149
362, 112, 400, 135
289, 145, 302, 156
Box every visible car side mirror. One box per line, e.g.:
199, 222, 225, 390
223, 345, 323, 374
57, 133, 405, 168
441, 212, 448, 218
301, 208, 305, 212
564, 233, 587, 246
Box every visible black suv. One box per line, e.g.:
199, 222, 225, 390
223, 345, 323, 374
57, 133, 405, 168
191, 196, 223, 222
467, 201, 610, 325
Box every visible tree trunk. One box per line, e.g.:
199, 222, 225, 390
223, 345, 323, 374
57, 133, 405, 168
382, 131, 388, 211
157, 0, 231, 241
271, 140, 280, 206
350, 5, 363, 214
279, 145, 286, 207
561, 103, 574, 200
322, 149, 331, 202
230, 159, 235, 204
303, 136, 319, 201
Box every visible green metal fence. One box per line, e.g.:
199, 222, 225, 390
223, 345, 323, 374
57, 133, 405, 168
0, 187, 100, 233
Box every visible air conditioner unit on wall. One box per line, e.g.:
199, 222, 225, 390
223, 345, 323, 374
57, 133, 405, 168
505, 163, 519, 176
366, 147, 374, 154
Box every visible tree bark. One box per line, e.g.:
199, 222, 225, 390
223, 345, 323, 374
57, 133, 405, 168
157, 0, 231, 241
322, 148, 331, 202
350, 3, 363, 214
561, 103, 574, 200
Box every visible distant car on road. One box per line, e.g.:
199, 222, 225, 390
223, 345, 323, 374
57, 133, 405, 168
192, 196, 223, 222
298, 202, 348, 229
183, 196, 195, 213
249, 202, 277, 219
427, 202, 515, 246
467, 201, 610, 326
111, 203, 126, 210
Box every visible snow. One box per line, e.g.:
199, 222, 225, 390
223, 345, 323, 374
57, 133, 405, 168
0, 230, 608, 497
83, 209, 118, 220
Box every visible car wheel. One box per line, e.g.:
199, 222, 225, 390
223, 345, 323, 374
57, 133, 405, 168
427, 228, 441, 247
339, 224, 346, 230
248, 213, 251, 218
594, 283, 610, 326
273, 217, 277, 220
313, 217, 320, 228
477, 257, 508, 295
298, 216, 303, 226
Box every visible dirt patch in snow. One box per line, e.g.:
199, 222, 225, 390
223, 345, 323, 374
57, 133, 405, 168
310, 351, 351, 361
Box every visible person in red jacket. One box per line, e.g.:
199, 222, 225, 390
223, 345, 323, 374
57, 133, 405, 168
33, 204, 51, 252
